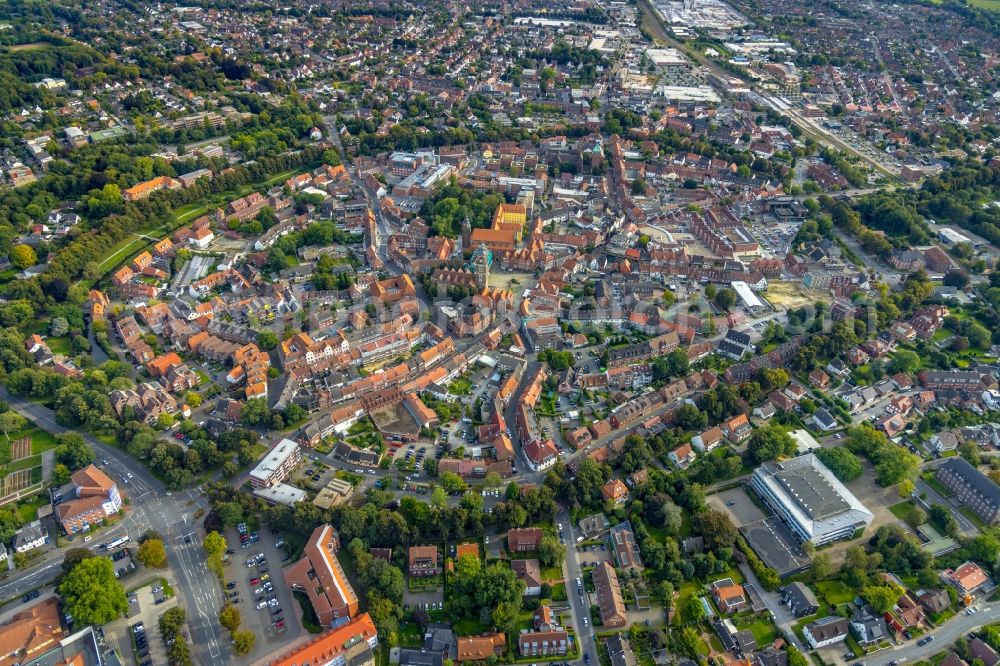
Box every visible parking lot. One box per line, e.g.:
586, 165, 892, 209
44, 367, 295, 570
108, 579, 177, 666
707, 487, 767, 527
389, 440, 442, 473
575, 541, 611, 572
223, 523, 301, 657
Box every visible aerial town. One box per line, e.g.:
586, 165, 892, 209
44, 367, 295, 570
0, 0, 998, 665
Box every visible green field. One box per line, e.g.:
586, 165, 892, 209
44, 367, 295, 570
16, 494, 48, 522
45, 336, 72, 356
889, 501, 925, 529
969, 0, 1000, 9
815, 579, 855, 605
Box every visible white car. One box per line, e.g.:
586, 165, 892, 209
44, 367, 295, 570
268, 599, 279, 607
256, 601, 267, 610
127, 472, 133, 479
584, 617, 589, 627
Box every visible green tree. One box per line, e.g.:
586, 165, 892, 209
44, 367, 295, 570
815, 447, 862, 482
888, 350, 920, 375
862, 583, 902, 613
55, 433, 95, 471
160, 606, 186, 639
53, 463, 71, 486
684, 595, 706, 623
58, 556, 128, 625
219, 605, 241, 632
696, 510, 738, 550
539, 534, 566, 567
257, 331, 278, 350
0, 411, 26, 438
240, 398, 271, 426
747, 423, 795, 464
232, 629, 256, 656
0, 506, 23, 543
204, 531, 227, 576
61, 547, 95, 575
439, 471, 466, 494
9, 244, 36, 269
136, 539, 167, 568
368, 596, 403, 638
713, 288, 737, 311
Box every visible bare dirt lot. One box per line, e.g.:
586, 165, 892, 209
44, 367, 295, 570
765, 281, 832, 310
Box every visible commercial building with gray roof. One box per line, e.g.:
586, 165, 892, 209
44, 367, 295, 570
749, 453, 873, 546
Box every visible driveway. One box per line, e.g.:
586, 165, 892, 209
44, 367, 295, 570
738, 563, 806, 654
403, 588, 443, 611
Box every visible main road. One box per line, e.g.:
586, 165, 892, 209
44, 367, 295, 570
559, 506, 599, 664
0, 388, 230, 665
865, 604, 1000, 666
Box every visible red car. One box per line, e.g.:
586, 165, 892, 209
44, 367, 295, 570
275, 620, 285, 628
250, 577, 259, 585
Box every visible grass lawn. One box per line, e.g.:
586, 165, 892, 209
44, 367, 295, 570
293, 590, 324, 634
5, 426, 58, 455
398, 622, 424, 647
747, 616, 779, 645
815, 579, 855, 605
91, 166, 308, 281
16, 494, 48, 522
969, 0, 1000, 11
46, 337, 72, 356
247, 442, 268, 463
960, 507, 988, 530
679, 511, 693, 538
96, 235, 148, 273
889, 501, 925, 529
453, 617, 490, 636
95, 433, 118, 447
6, 453, 41, 473
676, 581, 701, 620
336, 549, 368, 613
921, 473, 952, 498
541, 565, 563, 582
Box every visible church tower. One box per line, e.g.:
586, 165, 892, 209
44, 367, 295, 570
473, 242, 491, 290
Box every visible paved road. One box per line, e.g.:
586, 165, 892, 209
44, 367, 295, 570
0, 388, 230, 665
560, 507, 597, 664
738, 564, 807, 654
914, 478, 978, 535
866, 604, 1000, 666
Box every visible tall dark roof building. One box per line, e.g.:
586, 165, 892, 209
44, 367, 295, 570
936, 458, 1000, 525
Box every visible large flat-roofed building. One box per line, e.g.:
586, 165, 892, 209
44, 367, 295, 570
749, 453, 873, 546
249, 438, 302, 487
284, 525, 359, 627
936, 458, 1000, 525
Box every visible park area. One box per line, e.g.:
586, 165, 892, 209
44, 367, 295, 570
91, 167, 307, 282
